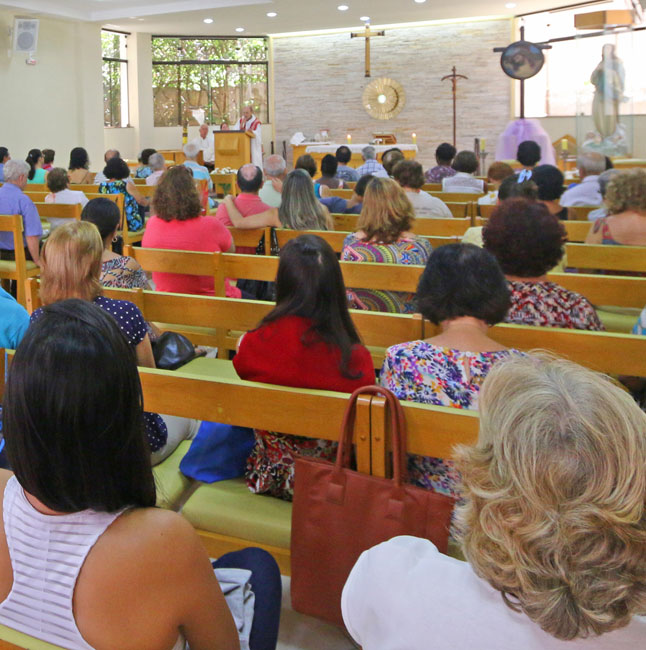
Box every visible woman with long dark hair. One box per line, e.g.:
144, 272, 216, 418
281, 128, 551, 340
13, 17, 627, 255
25, 148, 46, 184
0, 300, 280, 650
234, 234, 375, 499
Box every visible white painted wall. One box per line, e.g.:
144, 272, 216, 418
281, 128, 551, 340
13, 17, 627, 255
0, 10, 104, 170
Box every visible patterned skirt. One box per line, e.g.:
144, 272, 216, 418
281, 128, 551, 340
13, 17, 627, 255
245, 430, 337, 501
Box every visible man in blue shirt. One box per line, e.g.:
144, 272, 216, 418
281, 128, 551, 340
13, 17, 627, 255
0, 147, 9, 182
355, 146, 388, 178
320, 173, 374, 215
0, 159, 42, 265
335, 146, 359, 183
0, 286, 29, 349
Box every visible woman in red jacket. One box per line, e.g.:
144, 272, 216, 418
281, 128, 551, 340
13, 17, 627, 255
234, 234, 375, 499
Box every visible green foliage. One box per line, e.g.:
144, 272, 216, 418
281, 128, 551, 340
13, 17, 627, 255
102, 31, 128, 127
152, 37, 268, 127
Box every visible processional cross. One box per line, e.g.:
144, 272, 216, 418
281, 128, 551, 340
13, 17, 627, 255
351, 23, 385, 78
441, 66, 468, 147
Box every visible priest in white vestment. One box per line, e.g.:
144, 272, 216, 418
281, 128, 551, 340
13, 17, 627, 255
236, 105, 263, 168
190, 123, 215, 167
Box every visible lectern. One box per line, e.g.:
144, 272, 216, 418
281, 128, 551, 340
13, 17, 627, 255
214, 130, 252, 169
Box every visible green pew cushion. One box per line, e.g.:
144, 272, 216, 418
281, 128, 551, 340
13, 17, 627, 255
0, 623, 66, 649
153, 439, 194, 510
181, 478, 292, 549
597, 308, 640, 334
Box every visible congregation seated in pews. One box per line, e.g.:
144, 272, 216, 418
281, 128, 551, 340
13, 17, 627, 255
3, 130, 646, 650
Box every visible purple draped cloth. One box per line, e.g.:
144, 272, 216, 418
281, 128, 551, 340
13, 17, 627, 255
495, 119, 556, 166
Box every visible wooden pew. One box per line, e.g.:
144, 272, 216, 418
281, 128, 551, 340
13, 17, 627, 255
33, 202, 82, 221
26, 280, 423, 369
0, 215, 40, 307
125, 244, 646, 316
27, 273, 646, 378
569, 206, 599, 221
332, 214, 473, 238
473, 212, 594, 244
565, 243, 646, 273
271, 228, 459, 253
134, 366, 479, 572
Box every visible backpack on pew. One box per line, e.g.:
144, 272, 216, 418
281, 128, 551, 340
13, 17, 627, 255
290, 386, 454, 627
236, 227, 279, 301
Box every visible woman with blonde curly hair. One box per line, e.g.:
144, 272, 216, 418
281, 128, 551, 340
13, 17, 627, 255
342, 355, 646, 648
586, 168, 646, 245
341, 177, 432, 312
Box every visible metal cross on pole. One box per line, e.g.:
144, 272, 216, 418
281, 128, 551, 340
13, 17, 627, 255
351, 23, 385, 78
441, 66, 468, 147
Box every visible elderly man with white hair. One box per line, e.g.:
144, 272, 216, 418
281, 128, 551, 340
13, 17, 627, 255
355, 145, 388, 178
560, 151, 606, 207
183, 142, 213, 191
0, 159, 42, 265
190, 122, 215, 169
258, 154, 287, 208
145, 153, 167, 186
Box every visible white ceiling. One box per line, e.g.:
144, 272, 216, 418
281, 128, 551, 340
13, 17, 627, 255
0, 0, 622, 36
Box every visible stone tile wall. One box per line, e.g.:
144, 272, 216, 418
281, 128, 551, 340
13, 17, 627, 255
272, 19, 513, 170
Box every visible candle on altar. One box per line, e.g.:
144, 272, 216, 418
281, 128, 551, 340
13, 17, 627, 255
412, 133, 417, 144
347, 134, 352, 144
561, 138, 568, 152
480, 138, 486, 152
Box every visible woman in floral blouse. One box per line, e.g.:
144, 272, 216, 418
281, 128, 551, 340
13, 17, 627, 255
484, 198, 604, 331
381, 243, 521, 501
81, 198, 150, 290
342, 177, 432, 313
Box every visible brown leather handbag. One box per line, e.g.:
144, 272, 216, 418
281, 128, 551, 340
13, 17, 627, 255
290, 385, 455, 627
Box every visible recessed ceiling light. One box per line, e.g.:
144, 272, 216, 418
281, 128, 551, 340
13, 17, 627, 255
414, 0, 427, 3
337, 5, 349, 11
505, 2, 517, 7
267, 12, 277, 17
360, 16, 370, 21
203, 18, 213, 23
235, 27, 245, 32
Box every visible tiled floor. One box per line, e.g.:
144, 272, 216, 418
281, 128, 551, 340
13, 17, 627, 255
277, 577, 357, 650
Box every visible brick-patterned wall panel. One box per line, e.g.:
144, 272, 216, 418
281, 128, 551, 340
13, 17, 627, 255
272, 19, 512, 170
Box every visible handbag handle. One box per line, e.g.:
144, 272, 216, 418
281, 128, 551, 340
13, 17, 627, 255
334, 386, 408, 487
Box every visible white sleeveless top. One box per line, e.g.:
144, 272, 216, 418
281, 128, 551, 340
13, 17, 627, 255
0, 476, 122, 649
0, 478, 186, 650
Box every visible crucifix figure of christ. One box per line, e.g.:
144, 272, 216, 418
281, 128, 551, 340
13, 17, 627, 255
441, 66, 468, 147
351, 23, 385, 78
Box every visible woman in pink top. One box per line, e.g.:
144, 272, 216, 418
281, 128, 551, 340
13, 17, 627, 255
142, 165, 240, 298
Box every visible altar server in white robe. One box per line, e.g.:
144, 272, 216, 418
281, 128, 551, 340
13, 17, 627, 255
191, 123, 215, 167
236, 105, 263, 168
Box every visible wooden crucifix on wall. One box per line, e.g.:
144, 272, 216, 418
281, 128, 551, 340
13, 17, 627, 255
351, 23, 385, 77
441, 66, 468, 147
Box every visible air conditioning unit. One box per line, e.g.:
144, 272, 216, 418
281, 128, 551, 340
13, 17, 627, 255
13, 18, 39, 53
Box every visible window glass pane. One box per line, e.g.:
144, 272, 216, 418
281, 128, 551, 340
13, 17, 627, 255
152, 37, 181, 62
102, 30, 128, 127
101, 31, 120, 58
152, 37, 268, 127
103, 60, 121, 127
521, 2, 645, 118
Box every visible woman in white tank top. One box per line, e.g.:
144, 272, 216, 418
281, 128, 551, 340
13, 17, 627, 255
0, 299, 242, 650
